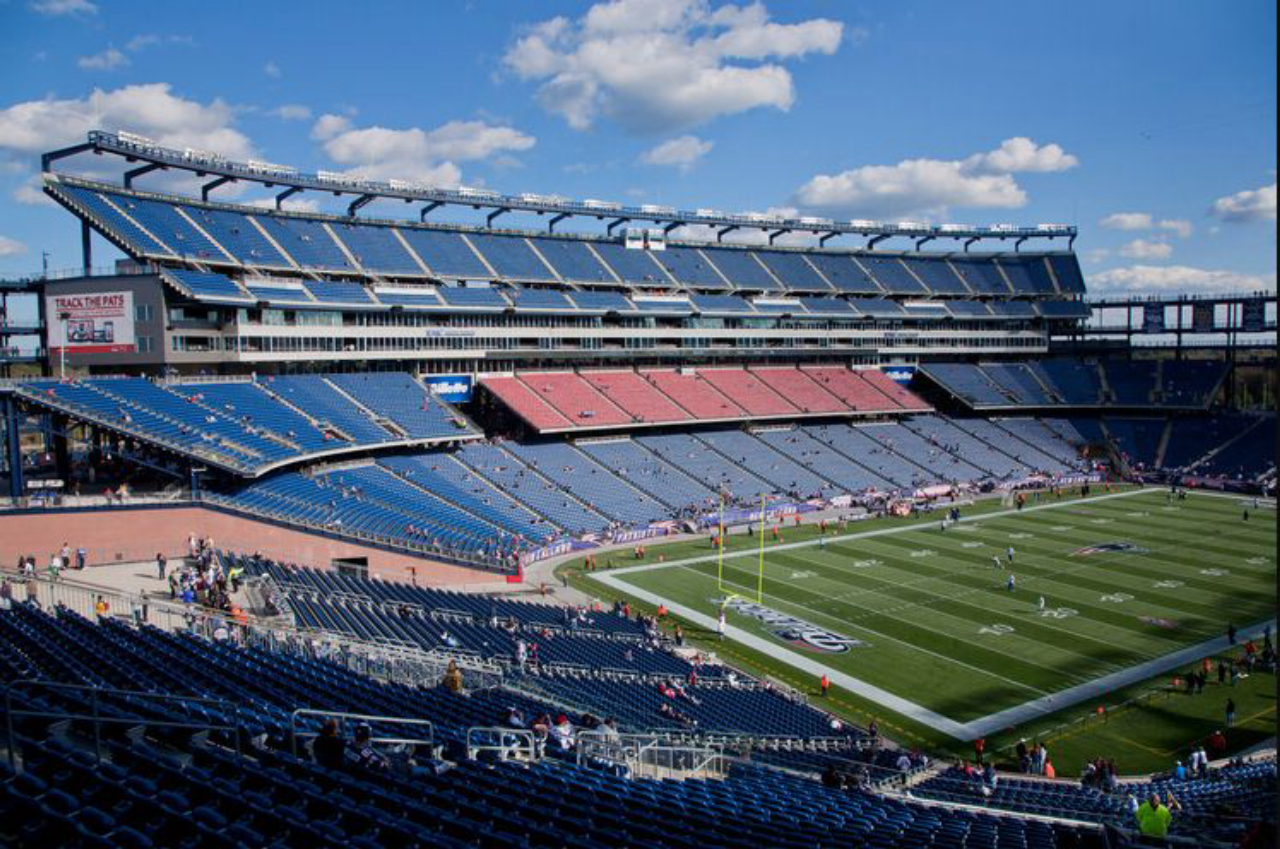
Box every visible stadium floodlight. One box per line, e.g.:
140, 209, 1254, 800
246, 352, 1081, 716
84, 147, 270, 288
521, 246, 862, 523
583, 199, 622, 211
848, 219, 879, 228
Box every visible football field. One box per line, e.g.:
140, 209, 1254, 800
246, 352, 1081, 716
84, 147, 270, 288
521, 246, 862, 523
589, 488, 1276, 734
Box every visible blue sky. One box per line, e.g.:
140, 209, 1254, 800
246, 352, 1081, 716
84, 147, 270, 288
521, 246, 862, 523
0, 0, 1274, 297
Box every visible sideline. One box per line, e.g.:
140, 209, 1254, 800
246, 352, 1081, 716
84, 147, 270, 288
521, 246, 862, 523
588, 488, 1276, 740
604, 486, 1151, 579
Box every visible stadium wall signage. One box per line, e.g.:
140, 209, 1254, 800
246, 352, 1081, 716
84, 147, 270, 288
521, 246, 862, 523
715, 597, 868, 653
1070, 541, 1149, 556
423, 374, 473, 403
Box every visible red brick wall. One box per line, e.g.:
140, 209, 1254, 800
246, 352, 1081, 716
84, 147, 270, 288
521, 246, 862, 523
0, 506, 494, 586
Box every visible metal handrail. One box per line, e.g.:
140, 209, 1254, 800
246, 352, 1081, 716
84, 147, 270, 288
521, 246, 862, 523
3, 679, 242, 769
289, 708, 434, 758
466, 726, 539, 761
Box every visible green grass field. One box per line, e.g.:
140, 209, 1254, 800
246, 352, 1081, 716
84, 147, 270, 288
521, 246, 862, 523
580, 488, 1275, 744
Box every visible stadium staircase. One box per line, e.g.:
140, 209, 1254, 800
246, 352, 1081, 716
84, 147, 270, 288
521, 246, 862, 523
701, 429, 841, 495
1153, 420, 1174, 468
485, 443, 608, 526
1024, 366, 1064, 404
948, 418, 1065, 472
319, 379, 406, 440
252, 380, 353, 442
1094, 362, 1114, 405
378, 463, 524, 538
1187, 415, 1272, 476
440, 453, 564, 531
246, 216, 300, 268
810, 426, 912, 489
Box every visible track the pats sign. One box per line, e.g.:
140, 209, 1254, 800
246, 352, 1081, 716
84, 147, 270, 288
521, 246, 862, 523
46, 291, 136, 353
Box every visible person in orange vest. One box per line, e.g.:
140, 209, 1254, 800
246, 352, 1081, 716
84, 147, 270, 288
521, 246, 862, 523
656, 604, 668, 619
820, 674, 830, 697
974, 737, 986, 765
771, 526, 779, 541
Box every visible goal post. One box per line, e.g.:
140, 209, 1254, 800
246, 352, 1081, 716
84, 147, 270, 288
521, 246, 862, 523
714, 490, 765, 605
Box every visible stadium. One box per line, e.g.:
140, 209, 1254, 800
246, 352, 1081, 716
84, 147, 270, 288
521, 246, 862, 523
0, 5, 1276, 847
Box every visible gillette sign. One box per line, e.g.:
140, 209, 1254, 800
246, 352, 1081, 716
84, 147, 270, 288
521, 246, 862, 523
715, 597, 867, 653
881, 366, 916, 384
424, 375, 472, 403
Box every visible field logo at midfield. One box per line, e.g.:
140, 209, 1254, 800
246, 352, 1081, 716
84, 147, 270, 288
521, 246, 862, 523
713, 597, 868, 653
1071, 541, 1148, 557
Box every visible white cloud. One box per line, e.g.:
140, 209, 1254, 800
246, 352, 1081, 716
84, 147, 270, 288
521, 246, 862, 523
1211, 182, 1276, 223
264, 61, 282, 79
1100, 212, 1192, 238
0, 235, 28, 257
1082, 248, 1112, 264
78, 48, 130, 71
31, 0, 97, 15
1090, 265, 1276, 297
311, 114, 352, 141
312, 115, 536, 186
13, 175, 56, 207
1099, 212, 1153, 231
0, 83, 256, 204
505, 0, 843, 132
125, 34, 193, 52
268, 104, 312, 121
1157, 219, 1193, 238
793, 137, 1076, 219
639, 134, 713, 172
962, 137, 1077, 174
0, 83, 254, 158
1118, 239, 1172, 260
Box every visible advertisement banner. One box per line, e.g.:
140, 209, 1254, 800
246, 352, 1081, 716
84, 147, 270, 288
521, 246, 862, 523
423, 374, 473, 403
881, 365, 916, 384
1142, 303, 1165, 334
46, 291, 136, 353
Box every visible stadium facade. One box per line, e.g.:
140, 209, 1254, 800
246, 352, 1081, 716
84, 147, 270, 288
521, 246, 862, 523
0, 132, 1274, 577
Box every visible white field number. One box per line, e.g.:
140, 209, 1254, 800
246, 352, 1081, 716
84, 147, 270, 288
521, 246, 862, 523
1101, 593, 1133, 603
1040, 607, 1078, 619
979, 624, 1015, 636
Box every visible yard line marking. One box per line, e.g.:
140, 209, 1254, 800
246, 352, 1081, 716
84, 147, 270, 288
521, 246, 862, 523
603, 487, 1152, 579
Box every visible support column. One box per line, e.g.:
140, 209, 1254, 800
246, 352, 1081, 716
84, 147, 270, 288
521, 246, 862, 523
81, 220, 93, 272
3, 396, 24, 499
51, 413, 71, 486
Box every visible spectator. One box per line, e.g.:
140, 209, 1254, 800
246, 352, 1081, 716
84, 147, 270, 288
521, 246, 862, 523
313, 718, 346, 770
94, 595, 110, 622
156, 553, 167, 580
550, 714, 575, 751
1135, 793, 1172, 840
442, 660, 464, 693
350, 724, 389, 772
